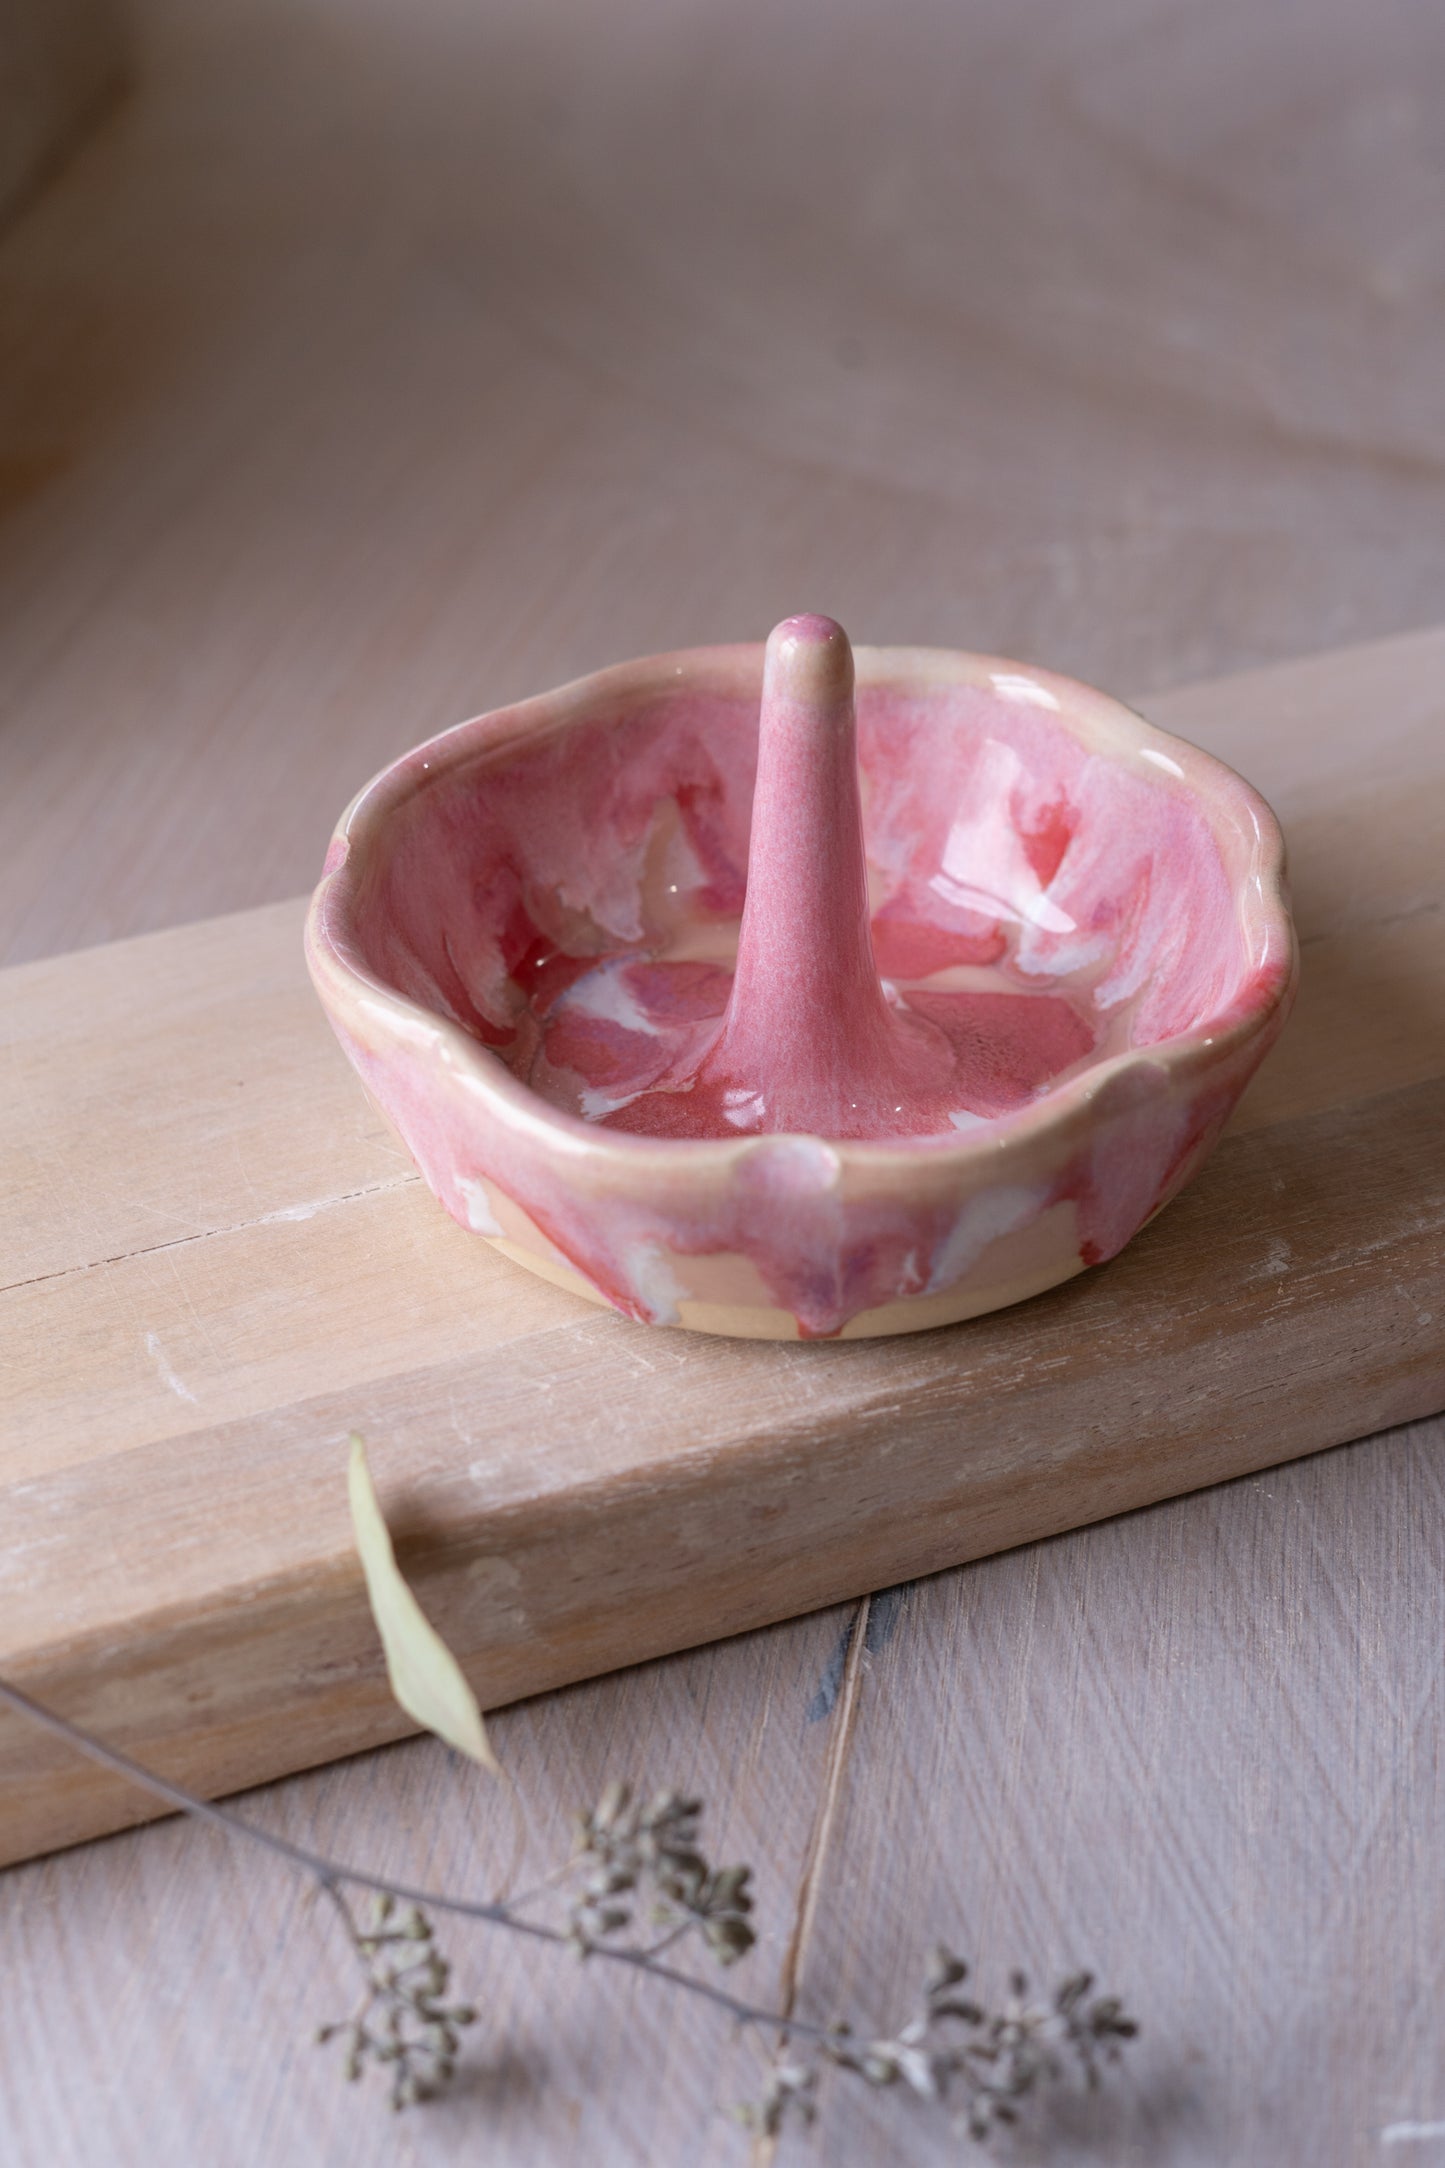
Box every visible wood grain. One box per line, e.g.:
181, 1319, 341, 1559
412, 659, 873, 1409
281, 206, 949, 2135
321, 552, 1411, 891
4, 621, 1444, 1866
6, 0, 1445, 974
790, 1420, 1445, 2165
3, 0, 1445, 2160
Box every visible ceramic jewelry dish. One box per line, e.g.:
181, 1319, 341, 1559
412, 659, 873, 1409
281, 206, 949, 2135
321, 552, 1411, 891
306, 616, 1297, 1339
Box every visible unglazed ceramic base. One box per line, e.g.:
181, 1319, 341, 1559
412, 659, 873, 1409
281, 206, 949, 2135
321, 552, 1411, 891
306, 619, 1297, 1339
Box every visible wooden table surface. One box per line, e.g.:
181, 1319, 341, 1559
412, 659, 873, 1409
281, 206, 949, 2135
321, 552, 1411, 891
3, 1, 1443, 2162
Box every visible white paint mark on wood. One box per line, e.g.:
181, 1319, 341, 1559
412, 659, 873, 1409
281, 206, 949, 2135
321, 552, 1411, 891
143, 1332, 198, 1405
466, 1554, 530, 1638
1256, 1235, 1294, 1278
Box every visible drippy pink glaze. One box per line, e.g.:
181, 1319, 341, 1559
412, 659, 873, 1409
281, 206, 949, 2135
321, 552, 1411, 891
306, 623, 1298, 1337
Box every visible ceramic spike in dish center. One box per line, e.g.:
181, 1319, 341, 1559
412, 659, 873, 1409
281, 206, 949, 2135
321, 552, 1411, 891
306, 616, 1297, 1339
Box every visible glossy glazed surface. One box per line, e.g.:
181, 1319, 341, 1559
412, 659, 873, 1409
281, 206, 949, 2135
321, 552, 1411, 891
307, 632, 1296, 1337
566, 616, 1103, 1143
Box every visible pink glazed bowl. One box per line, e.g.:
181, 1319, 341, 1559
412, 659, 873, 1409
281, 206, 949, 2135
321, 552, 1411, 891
306, 624, 1296, 1340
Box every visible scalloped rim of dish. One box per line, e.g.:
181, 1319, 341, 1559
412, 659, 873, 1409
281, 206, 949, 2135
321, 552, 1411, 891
306, 642, 1298, 1189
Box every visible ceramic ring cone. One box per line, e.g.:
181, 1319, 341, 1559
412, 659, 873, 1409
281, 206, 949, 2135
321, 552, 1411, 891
307, 618, 1297, 1337
706, 614, 888, 1131
612, 614, 958, 1140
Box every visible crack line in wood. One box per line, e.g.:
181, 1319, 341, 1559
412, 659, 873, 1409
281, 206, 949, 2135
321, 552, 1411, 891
0, 1174, 421, 1296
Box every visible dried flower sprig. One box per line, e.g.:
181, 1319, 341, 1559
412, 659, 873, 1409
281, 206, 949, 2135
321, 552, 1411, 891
815, 1948, 1138, 2143
0, 1674, 1136, 2150
563, 1782, 755, 1966
736, 2055, 818, 2138
0, 1444, 1137, 2146
315, 1887, 478, 2109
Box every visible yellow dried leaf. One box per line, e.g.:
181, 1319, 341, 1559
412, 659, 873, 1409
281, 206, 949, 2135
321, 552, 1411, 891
347, 1433, 497, 1771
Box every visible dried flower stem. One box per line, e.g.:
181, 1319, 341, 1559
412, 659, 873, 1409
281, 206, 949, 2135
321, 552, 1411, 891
0, 1675, 829, 2044
0, 1674, 1136, 2143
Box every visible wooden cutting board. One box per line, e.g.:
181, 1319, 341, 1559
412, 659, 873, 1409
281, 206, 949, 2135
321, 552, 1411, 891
3, 625, 1444, 1868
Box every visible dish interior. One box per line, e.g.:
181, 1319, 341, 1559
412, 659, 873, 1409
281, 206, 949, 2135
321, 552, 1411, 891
345, 667, 1252, 1142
